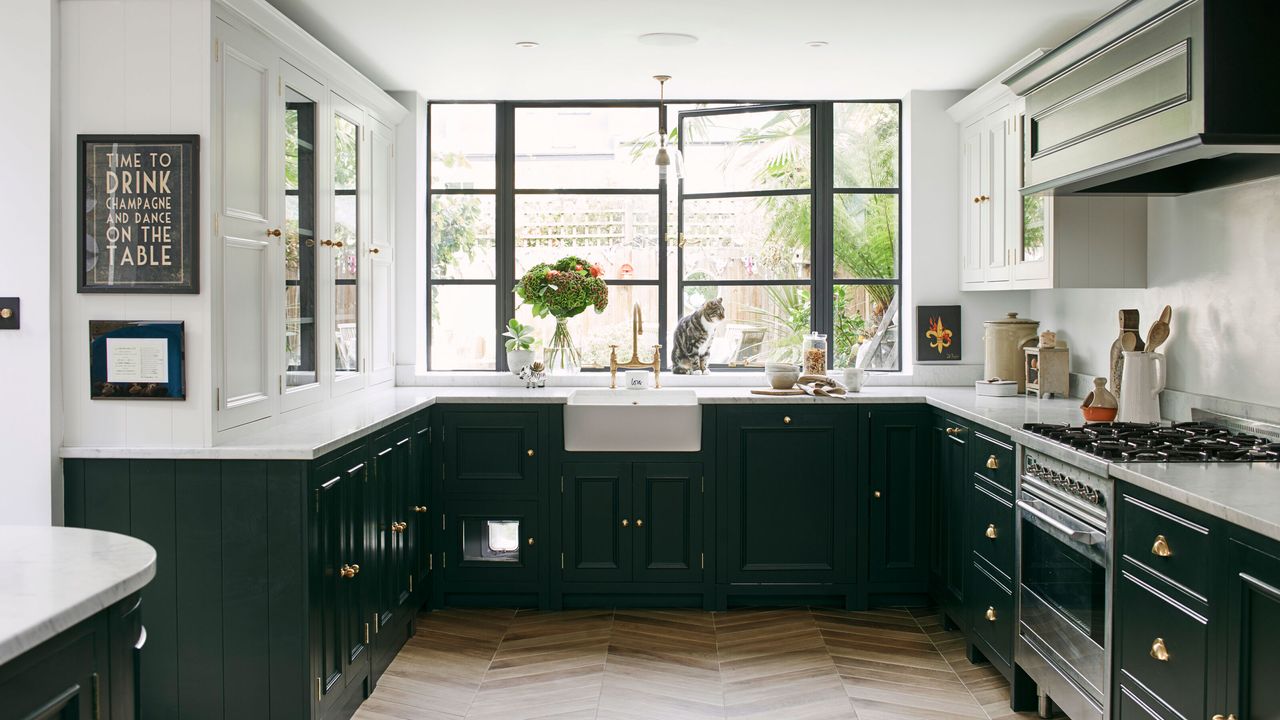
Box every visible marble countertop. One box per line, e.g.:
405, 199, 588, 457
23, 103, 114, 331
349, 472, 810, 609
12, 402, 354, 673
0, 526, 156, 667
1110, 462, 1280, 543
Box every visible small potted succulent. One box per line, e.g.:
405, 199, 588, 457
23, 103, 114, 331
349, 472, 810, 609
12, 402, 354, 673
503, 318, 536, 375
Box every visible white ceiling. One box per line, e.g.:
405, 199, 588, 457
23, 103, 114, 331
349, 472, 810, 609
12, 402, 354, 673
264, 0, 1118, 100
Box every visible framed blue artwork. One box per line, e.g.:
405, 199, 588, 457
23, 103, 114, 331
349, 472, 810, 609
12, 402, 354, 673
89, 320, 186, 400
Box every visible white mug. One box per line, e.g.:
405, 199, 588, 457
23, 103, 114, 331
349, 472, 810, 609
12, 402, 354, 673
843, 367, 866, 392
626, 370, 650, 390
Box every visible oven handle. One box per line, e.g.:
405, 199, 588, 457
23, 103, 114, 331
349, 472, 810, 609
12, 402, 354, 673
1017, 497, 1106, 547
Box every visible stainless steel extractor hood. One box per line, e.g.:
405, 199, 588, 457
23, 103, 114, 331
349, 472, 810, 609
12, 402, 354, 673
1005, 0, 1280, 196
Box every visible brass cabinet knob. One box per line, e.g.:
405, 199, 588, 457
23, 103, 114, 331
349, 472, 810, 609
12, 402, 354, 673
413, 505, 428, 513
266, 228, 282, 237
985, 607, 997, 622
527, 537, 535, 546
527, 449, 535, 457
1152, 534, 1172, 558
0, 308, 11, 319
1150, 637, 1170, 662
979, 195, 990, 202
783, 416, 792, 425
369, 247, 381, 254
945, 427, 955, 435
635, 519, 644, 528
973, 196, 981, 204
391, 522, 406, 533
339, 564, 355, 578
873, 491, 882, 499
621, 519, 629, 527
986, 524, 998, 540
986, 455, 999, 470
320, 239, 345, 248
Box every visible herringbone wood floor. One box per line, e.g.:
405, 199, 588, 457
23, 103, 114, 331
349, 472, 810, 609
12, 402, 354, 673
354, 607, 1039, 720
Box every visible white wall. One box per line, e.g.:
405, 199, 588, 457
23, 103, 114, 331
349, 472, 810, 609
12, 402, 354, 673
390, 91, 426, 380
59, 0, 213, 448
1030, 176, 1280, 408
903, 90, 1028, 381
0, 0, 59, 525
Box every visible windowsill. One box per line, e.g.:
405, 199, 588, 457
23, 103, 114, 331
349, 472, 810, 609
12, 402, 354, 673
394, 366, 1009, 389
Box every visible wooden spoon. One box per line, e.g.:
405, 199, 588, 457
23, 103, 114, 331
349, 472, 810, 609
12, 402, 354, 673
1121, 332, 1138, 352
1146, 305, 1172, 354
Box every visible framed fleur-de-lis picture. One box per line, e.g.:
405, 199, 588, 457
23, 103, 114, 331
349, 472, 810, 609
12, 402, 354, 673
917, 305, 961, 362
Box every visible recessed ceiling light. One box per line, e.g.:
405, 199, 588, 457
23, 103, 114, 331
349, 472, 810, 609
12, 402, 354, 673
514, 41, 540, 49
805, 40, 829, 48
638, 33, 699, 47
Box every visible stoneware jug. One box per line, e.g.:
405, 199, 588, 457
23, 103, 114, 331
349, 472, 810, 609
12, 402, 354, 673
1117, 351, 1165, 423
983, 313, 1040, 393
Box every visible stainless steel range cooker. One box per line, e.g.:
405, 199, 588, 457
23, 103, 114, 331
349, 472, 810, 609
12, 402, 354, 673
1014, 411, 1280, 719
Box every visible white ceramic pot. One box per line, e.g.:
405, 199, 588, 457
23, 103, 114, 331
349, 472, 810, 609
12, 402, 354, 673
1117, 351, 1165, 423
506, 349, 534, 376
983, 313, 1040, 393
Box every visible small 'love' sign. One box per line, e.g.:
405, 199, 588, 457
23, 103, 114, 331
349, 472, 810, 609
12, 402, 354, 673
78, 134, 199, 293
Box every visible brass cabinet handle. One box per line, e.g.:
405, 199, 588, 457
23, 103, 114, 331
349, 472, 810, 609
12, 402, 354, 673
873, 491, 882, 499
985, 607, 997, 622
978, 195, 990, 202
783, 416, 792, 424
621, 519, 629, 527
413, 505, 428, 513
986, 454, 999, 470
946, 427, 955, 435
1152, 534, 1172, 558
636, 519, 644, 528
391, 522, 406, 533
320, 239, 345, 248
369, 247, 381, 254
527, 449, 535, 457
340, 564, 357, 579
266, 228, 282, 237
527, 537, 535, 546
305, 239, 315, 247
1150, 637, 1170, 662
1212, 715, 1238, 720
986, 524, 998, 540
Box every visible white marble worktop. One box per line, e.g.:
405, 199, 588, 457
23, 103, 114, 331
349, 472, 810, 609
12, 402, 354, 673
0, 526, 156, 667
1110, 462, 1280, 544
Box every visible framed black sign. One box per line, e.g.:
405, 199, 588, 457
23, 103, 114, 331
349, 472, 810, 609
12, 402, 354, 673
78, 134, 199, 293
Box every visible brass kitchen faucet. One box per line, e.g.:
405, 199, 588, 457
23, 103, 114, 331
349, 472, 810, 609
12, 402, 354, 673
608, 303, 661, 389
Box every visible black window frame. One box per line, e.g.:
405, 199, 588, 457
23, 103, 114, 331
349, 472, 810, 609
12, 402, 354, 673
426, 99, 902, 373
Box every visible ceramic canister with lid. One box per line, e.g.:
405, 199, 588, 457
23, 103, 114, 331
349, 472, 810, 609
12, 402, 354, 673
983, 312, 1039, 393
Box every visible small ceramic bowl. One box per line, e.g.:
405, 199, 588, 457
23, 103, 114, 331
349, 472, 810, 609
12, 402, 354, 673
1081, 405, 1118, 423
764, 363, 800, 390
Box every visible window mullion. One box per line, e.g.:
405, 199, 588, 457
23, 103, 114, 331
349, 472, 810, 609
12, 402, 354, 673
813, 102, 834, 367
496, 103, 516, 372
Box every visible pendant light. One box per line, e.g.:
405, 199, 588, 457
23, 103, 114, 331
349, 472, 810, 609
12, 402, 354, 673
653, 75, 684, 181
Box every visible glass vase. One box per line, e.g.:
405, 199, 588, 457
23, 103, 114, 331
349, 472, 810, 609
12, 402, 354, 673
544, 317, 581, 375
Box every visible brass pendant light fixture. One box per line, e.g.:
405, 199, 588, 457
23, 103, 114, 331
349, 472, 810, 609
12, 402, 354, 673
653, 75, 684, 181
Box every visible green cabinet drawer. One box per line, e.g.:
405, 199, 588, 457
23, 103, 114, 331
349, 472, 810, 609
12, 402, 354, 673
1120, 492, 1211, 599
1117, 684, 1177, 720
970, 562, 1014, 668
1116, 570, 1209, 719
442, 410, 540, 496
971, 430, 1015, 493
970, 480, 1014, 582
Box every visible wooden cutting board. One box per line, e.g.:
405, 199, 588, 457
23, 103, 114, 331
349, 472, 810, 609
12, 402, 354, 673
750, 388, 807, 396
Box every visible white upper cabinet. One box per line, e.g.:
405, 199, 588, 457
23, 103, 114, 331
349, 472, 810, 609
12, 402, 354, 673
214, 16, 277, 431
211, 3, 404, 433
950, 52, 1147, 292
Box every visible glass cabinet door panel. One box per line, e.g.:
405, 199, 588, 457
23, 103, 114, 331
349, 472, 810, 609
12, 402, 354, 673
333, 112, 360, 378
1022, 195, 1048, 263
284, 86, 319, 389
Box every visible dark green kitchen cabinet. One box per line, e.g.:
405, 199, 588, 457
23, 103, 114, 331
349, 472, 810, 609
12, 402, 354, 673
311, 445, 372, 719
1221, 536, 1280, 720
930, 414, 970, 629
442, 409, 541, 496
561, 461, 704, 585
442, 499, 540, 586
863, 406, 931, 589
719, 407, 854, 586
368, 422, 417, 681
411, 414, 433, 597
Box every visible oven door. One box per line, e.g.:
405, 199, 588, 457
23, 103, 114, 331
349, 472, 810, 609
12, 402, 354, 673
1017, 489, 1109, 705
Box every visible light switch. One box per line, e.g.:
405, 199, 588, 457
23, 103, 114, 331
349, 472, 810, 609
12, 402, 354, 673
0, 298, 17, 330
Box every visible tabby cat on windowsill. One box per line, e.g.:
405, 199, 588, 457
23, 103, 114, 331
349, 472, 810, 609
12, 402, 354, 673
671, 297, 725, 375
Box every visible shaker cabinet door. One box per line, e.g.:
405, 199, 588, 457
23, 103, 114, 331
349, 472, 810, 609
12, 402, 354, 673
633, 463, 703, 583
561, 462, 631, 583
865, 407, 930, 587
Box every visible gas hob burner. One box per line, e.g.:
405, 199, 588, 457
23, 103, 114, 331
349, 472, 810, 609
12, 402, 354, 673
1023, 421, 1280, 463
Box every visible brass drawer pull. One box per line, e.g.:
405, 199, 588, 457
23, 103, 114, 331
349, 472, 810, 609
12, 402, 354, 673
527, 448, 535, 457
986, 454, 999, 470
635, 519, 644, 528
984, 607, 997, 622
340, 563, 359, 579
985, 524, 998, 540
873, 491, 882, 499
783, 416, 792, 425
1150, 637, 1169, 662
413, 505, 428, 513
1152, 534, 1172, 557
527, 537, 535, 546
391, 522, 407, 533
621, 519, 629, 528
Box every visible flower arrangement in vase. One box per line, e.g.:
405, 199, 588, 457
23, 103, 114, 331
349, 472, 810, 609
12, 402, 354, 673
515, 256, 608, 374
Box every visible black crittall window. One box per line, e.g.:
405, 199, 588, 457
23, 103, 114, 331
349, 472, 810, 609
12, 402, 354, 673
426, 100, 901, 372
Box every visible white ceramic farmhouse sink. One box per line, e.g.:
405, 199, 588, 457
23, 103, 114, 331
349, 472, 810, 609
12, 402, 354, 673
563, 389, 701, 452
